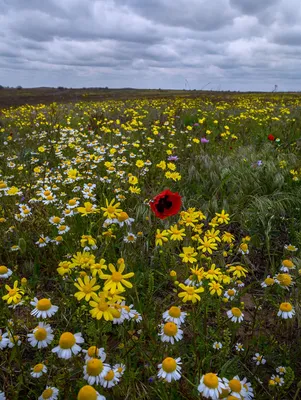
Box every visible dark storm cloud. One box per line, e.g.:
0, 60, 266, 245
0, 0, 301, 90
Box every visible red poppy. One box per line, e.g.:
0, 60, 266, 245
150, 189, 181, 219
268, 134, 275, 141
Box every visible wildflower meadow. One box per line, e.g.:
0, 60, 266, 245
0, 93, 301, 399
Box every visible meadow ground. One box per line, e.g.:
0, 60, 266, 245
0, 92, 301, 400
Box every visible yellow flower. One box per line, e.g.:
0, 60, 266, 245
190, 266, 205, 283
128, 175, 138, 185
215, 210, 230, 224
129, 186, 141, 194
197, 236, 218, 254
101, 199, 122, 219
155, 229, 169, 246
208, 281, 223, 296
222, 232, 235, 243
77, 202, 100, 216
57, 261, 74, 276
74, 276, 100, 301
90, 259, 107, 277
227, 265, 248, 278
136, 160, 144, 168
178, 284, 204, 303
71, 252, 95, 269
168, 225, 186, 241
100, 263, 134, 294
89, 296, 115, 321
205, 264, 222, 280
179, 247, 198, 264
205, 228, 221, 242
2, 280, 24, 304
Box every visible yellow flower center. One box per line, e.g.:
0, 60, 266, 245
69, 199, 76, 206
118, 212, 129, 222
104, 370, 115, 381
275, 377, 281, 383
231, 307, 242, 317
168, 306, 181, 318
33, 363, 44, 373
229, 379, 242, 392
163, 322, 178, 336
107, 206, 115, 214
87, 346, 99, 357
43, 190, 51, 196
0, 266, 8, 274
280, 302, 293, 312
59, 225, 66, 231
42, 388, 53, 399
37, 299, 52, 311
46, 195, 54, 200
59, 332, 76, 349
162, 357, 177, 373
23, 209, 30, 214
265, 277, 274, 286
203, 373, 219, 389
34, 327, 47, 341
186, 287, 195, 295
282, 259, 293, 268
111, 308, 121, 318
111, 271, 123, 282
77, 385, 97, 400
98, 302, 109, 311
52, 217, 61, 223
277, 273, 292, 286
228, 289, 235, 296
86, 358, 103, 376
9, 289, 17, 296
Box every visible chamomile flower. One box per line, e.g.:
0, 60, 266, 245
57, 225, 70, 234
241, 377, 254, 399
198, 373, 226, 399
280, 259, 295, 272
261, 275, 275, 288
31, 363, 47, 378
162, 306, 187, 325
77, 385, 105, 400
49, 216, 65, 226
113, 363, 126, 376
275, 273, 293, 289
0, 330, 9, 349
213, 342, 222, 350
276, 366, 286, 375
123, 233, 137, 243
100, 369, 121, 388
157, 357, 182, 382
7, 334, 21, 348
235, 343, 244, 352
227, 307, 244, 323
224, 288, 237, 300
271, 374, 284, 386
52, 332, 84, 359
223, 376, 247, 399
252, 353, 266, 365
277, 302, 295, 319
0, 265, 12, 279
159, 322, 183, 344
284, 244, 298, 252
83, 346, 106, 362
27, 322, 54, 348
131, 310, 142, 323
83, 358, 111, 385
38, 386, 59, 400
30, 298, 59, 319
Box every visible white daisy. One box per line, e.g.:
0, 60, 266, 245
57, 225, 70, 234
212, 342, 223, 350
198, 373, 226, 400
0, 265, 12, 279
271, 374, 284, 386
83, 358, 111, 385
277, 302, 295, 319
99, 369, 121, 388
0, 330, 10, 349
157, 357, 182, 382
82, 346, 106, 362
31, 363, 47, 378
235, 343, 244, 352
49, 216, 65, 226
77, 385, 105, 400
159, 322, 183, 344
223, 376, 247, 399
27, 323, 54, 348
113, 363, 126, 376
276, 366, 286, 375
123, 233, 137, 243
131, 311, 142, 323
224, 288, 237, 300
30, 298, 59, 319
252, 353, 266, 365
261, 275, 275, 288
7, 334, 21, 348
280, 259, 295, 272
162, 306, 187, 325
226, 307, 244, 323
241, 377, 254, 399
38, 386, 59, 400
35, 236, 51, 247
52, 332, 84, 359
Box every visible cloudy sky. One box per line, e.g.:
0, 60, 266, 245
0, 0, 300, 91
